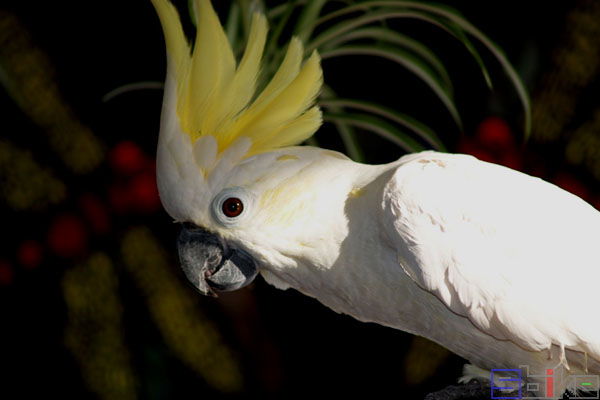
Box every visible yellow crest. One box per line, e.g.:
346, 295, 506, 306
151, 0, 323, 157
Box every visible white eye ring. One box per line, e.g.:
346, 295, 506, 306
211, 187, 254, 227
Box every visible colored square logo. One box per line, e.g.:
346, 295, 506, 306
491, 369, 522, 399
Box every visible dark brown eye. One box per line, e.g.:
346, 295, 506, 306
222, 197, 244, 218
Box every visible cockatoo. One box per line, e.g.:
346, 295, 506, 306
150, 0, 600, 397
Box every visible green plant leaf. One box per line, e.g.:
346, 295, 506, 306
444, 21, 492, 89
320, 44, 462, 130
404, 2, 531, 137
294, 0, 328, 43
321, 86, 365, 161
225, 2, 242, 54
335, 121, 365, 162
320, 26, 453, 93
324, 112, 426, 152
268, 0, 305, 19
314, 1, 531, 136
315, 1, 455, 27
188, 0, 197, 27
320, 98, 446, 151
309, 9, 430, 52
102, 81, 164, 103
265, 0, 298, 59
312, 7, 491, 93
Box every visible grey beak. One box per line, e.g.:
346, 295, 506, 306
177, 224, 258, 297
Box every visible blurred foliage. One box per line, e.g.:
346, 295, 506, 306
0, 5, 245, 398
532, 0, 600, 144
531, 0, 600, 183
567, 110, 600, 181
63, 253, 138, 400
533, 0, 600, 203
0, 140, 65, 210
0, 11, 103, 174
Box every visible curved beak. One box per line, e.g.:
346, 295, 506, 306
177, 225, 258, 297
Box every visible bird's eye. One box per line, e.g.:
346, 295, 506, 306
222, 197, 244, 218
212, 187, 253, 227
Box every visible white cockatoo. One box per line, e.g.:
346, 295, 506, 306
150, 0, 600, 397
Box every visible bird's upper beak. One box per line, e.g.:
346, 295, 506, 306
177, 224, 258, 297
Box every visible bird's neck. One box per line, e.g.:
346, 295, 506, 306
261, 159, 437, 333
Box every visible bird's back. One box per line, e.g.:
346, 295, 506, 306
381, 151, 600, 377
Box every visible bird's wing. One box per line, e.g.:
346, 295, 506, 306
381, 151, 600, 360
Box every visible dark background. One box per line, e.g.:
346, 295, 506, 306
0, 0, 598, 399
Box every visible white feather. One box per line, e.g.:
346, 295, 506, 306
193, 135, 218, 172
382, 151, 600, 357
233, 149, 600, 399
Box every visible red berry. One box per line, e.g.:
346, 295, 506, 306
17, 240, 43, 269
109, 141, 149, 175
476, 117, 514, 150
47, 214, 88, 258
457, 139, 498, 164
79, 194, 110, 234
108, 184, 134, 214
130, 170, 161, 213
0, 261, 14, 285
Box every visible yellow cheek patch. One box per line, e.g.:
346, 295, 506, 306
259, 182, 314, 226
276, 154, 300, 161
349, 187, 366, 198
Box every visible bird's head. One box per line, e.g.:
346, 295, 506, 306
152, 0, 361, 296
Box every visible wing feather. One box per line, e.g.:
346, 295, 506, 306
382, 151, 600, 362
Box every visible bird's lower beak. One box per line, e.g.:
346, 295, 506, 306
177, 225, 258, 297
